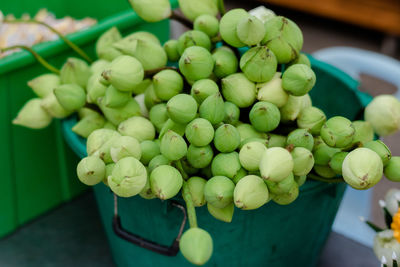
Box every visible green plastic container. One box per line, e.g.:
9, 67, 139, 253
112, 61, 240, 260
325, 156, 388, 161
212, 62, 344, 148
0, 1, 174, 238
61, 47, 373, 267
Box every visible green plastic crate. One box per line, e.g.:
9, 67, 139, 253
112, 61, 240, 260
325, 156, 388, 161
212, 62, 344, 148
0, 1, 174, 238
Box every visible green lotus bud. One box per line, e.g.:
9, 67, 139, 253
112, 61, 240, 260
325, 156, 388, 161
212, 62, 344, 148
199, 92, 225, 125
144, 84, 162, 109
240, 137, 269, 149
149, 103, 168, 132
117, 116, 154, 142
86, 129, 120, 156
120, 31, 161, 46
78, 107, 98, 119
232, 168, 248, 184
139, 140, 160, 165
221, 73, 256, 108
177, 30, 211, 55
257, 76, 289, 108
190, 79, 219, 105
207, 202, 234, 223
212, 46, 238, 79
351, 120, 374, 145
114, 39, 167, 71
223, 102, 240, 126
297, 106, 326, 135
364, 140, 391, 166
239, 46, 277, 83
166, 94, 198, 124
103, 121, 117, 130
313, 136, 325, 151
214, 124, 241, 153
287, 53, 311, 67
104, 163, 115, 186
139, 177, 156, 199
148, 154, 171, 173
163, 40, 180, 61
373, 229, 400, 267
286, 129, 314, 151
160, 130, 187, 160
178, 0, 218, 21
108, 157, 147, 197
185, 118, 215, 146
150, 165, 182, 200
95, 27, 123, 61
194, 14, 219, 37
342, 148, 383, 189
328, 152, 348, 175
265, 172, 295, 195
128, 0, 171, 22
179, 46, 214, 81
180, 158, 198, 175
236, 15, 265, 46
72, 112, 105, 138
13, 98, 52, 129
211, 152, 241, 179
27, 73, 60, 98
236, 123, 266, 141
187, 144, 213, 169
282, 64, 316, 96
160, 119, 187, 138
179, 228, 213, 266
153, 69, 183, 101
98, 97, 142, 125
239, 141, 267, 171
249, 101, 280, 132
204, 175, 235, 208
260, 147, 294, 182
385, 189, 400, 216
313, 165, 336, 179
313, 144, 340, 165
102, 55, 144, 92
291, 147, 314, 176
54, 84, 86, 111
77, 156, 106, 186
219, 9, 248, 47
103, 85, 131, 108
320, 116, 355, 148
90, 59, 110, 75
261, 16, 303, 63
110, 135, 142, 163
273, 184, 299, 205
365, 95, 400, 137
60, 57, 91, 87
86, 74, 107, 104
132, 78, 150, 96
384, 157, 400, 182
294, 175, 307, 187
267, 134, 287, 148
280, 94, 312, 122
234, 175, 269, 210
187, 176, 207, 207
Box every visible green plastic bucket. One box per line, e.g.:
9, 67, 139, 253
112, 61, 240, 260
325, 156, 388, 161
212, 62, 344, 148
61, 50, 373, 266
0, 1, 175, 238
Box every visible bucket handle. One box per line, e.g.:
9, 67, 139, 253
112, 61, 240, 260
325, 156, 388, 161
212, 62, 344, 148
112, 194, 187, 256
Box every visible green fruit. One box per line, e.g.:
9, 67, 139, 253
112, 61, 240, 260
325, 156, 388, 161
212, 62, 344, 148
104, 163, 115, 186
213, 124, 241, 153
236, 15, 265, 46
149, 103, 168, 132
320, 116, 355, 148
194, 14, 219, 37
190, 79, 219, 104
163, 40, 180, 61
282, 64, 316, 96
77, 156, 106, 186
13, 98, 52, 129
291, 147, 314, 176
272, 184, 299, 205
72, 112, 105, 138
223, 102, 240, 125
185, 118, 215, 146
257, 75, 289, 108
140, 140, 160, 165
41, 92, 72, 118
280, 94, 312, 122
219, 9, 248, 47
160, 130, 188, 160
86, 74, 107, 104
287, 53, 311, 67
239, 141, 267, 171
54, 84, 86, 111
240, 137, 269, 149
27, 73, 60, 98
297, 106, 326, 135
98, 98, 142, 125
342, 148, 383, 189
187, 176, 207, 207
150, 165, 183, 200
211, 152, 241, 179
103, 85, 131, 108
181, 158, 199, 175
313, 144, 340, 165
139, 178, 156, 199
177, 30, 211, 54
166, 94, 198, 124
207, 202, 234, 223
329, 152, 348, 175
232, 168, 248, 184
103, 121, 117, 130
95, 27, 123, 61
109, 136, 142, 163
294, 175, 307, 186
86, 129, 121, 156
265, 173, 295, 195
108, 157, 147, 197
60, 57, 91, 87
187, 144, 214, 169
286, 128, 314, 151
90, 59, 110, 75
222, 73, 256, 108
178, 0, 218, 21
364, 140, 391, 166
160, 119, 187, 138
249, 101, 281, 132
118, 31, 161, 46
234, 175, 269, 210
179, 46, 214, 81
144, 84, 162, 109
259, 147, 294, 182
351, 120, 374, 145
199, 92, 225, 125
212, 46, 238, 78
128, 0, 171, 22
118, 116, 155, 141
384, 157, 400, 182
240, 46, 277, 83
204, 176, 235, 208
179, 228, 213, 266
267, 134, 287, 148
313, 164, 336, 178
148, 154, 171, 173
236, 123, 266, 141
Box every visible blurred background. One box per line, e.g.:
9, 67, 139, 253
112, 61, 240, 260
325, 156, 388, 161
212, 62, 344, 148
1, 0, 400, 266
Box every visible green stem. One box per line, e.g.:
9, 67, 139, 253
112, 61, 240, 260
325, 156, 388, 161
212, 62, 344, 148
364, 220, 384, 232
308, 173, 344, 183
182, 181, 198, 228
174, 160, 189, 180
170, 11, 193, 28
5, 19, 93, 63
1, 45, 60, 74
217, 0, 226, 15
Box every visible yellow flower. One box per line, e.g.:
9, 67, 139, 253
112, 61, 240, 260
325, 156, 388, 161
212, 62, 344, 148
391, 207, 400, 242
